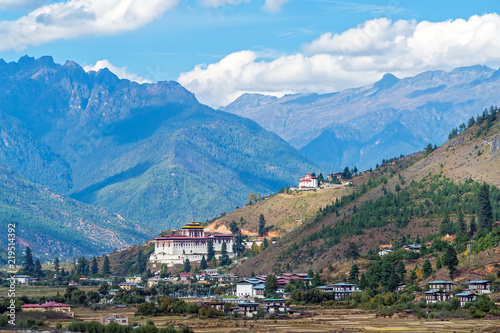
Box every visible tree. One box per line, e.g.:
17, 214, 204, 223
232, 234, 245, 256
220, 242, 230, 266
348, 264, 359, 284
229, 221, 239, 234
457, 210, 466, 232
311, 273, 322, 287
344, 242, 359, 264
422, 259, 433, 278
200, 255, 208, 270
210, 257, 217, 269
90, 257, 99, 275
248, 193, 256, 205
443, 246, 459, 279
257, 193, 261, 201
342, 167, 352, 180
34, 259, 43, 278
477, 183, 493, 232
77, 257, 89, 276
439, 213, 453, 235
184, 258, 191, 273
436, 257, 442, 270
102, 256, 111, 275
23, 247, 35, 275
470, 215, 477, 235
258, 214, 266, 237
263, 238, 269, 248
264, 274, 278, 297
136, 250, 147, 274
54, 257, 60, 274
207, 240, 215, 262
396, 261, 406, 282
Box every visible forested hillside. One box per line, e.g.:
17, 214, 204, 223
233, 107, 500, 276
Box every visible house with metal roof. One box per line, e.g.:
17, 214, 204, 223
466, 280, 492, 294
423, 290, 451, 304
455, 292, 477, 307
426, 280, 456, 292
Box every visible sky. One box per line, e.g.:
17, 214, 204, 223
0, 0, 500, 107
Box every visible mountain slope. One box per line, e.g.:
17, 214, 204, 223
233, 110, 500, 276
0, 56, 317, 231
221, 66, 500, 170
0, 163, 149, 258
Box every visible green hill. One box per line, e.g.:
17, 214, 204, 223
0, 163, 149, 259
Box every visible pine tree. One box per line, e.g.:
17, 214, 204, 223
396, 261, 406, 282
229, 221, 239, 234
34, 259, 43, 278
477, 183, 493, 232
263, 238, 269, 248
54, 257, 60, 274
457, 210, 466, 232
439, 213, 452, 235
184, 259, 191, 273
359, 274, 367, 289
102, 256, 111, 275
23, 247, 35, 275
232, 234, 245, 256
220, 242, 230, 266
207, 240, 215, 262
422, 259, 433, 278
200, 255, 208, 270
210, 257, 217, 268
344, 242, 359, 265
436, 257, 442, 270
264, 274, 278, 297
348, 264, 359, 283
135, 250, 146, 274
258, 214, 266, 237
470, 215, 477, 235
90, 257, 99, 275
443, 246, 459, 279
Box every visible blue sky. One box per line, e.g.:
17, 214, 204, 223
0, 0, 499, 107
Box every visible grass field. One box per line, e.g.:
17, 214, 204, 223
0, 285, 98, 298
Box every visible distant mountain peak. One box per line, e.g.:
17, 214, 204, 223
373, 73, 400, 90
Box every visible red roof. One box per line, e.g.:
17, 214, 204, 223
155, 234, 232, 241
22, 302, 70, 308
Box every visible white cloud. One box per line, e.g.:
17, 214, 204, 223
200, 0, 250, 8
0, 0, 48, 10
262, 0, 289, 14
0, 0, 180, 51
84, 59, 152, 84
178, 14, 500, 108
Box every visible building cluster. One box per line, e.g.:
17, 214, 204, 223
201, 298, 290, 318
149, 222, 234, 267
315, 282, 362, 300
236, 273, 311, 298
423, 280, 492, 307
21, 302, 74, 317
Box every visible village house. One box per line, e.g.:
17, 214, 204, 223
299, 173, 319, 189
403, 244, 421, 252
378, 249, 393, 256
423, 290, 451, 304
21, 302, 73, 316
236, 278, 265, 298
150, 222, 234, 267
108, 289, 119, 296
119, 283, 140, 291
147, 276, 163, 287
426, 280, 456, 292
466, 280, 492, 294
316, 286, 334, 292
456, 292, 477, 307
12, 275, 32, 284
125, 276, 142, 284
238, 302, 260, 318
331, 283, 361, 301
327, 172, 342, 180
261, 298, 287, 314
100, 314, 129, 326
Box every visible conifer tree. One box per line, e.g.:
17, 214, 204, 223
102, 256, 111, 275
422, 259, 433, 278
220, 242, 230, 266
232, 234, 245, 256
348, 264, 359, 283
457, 210, 466, 232
258, 214, 266, 237
210, 257, 217, 268
34, 259, 43, 278
436, 257, 442, 270
90, 257, 99, 275
135, 250, 147, 274
54, 257, 60, 274
469, 215, 477, 235
477, 183, 493, 232
264, 274, 278, 297
443, 246, 459, 279
207, 240, 215, 262
396, 261, 406, 282
23, 247, 35, 275
200, 255, 208, 270
184, 258, 191, 273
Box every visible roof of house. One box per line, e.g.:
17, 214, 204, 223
467, 280, 492, 284
423, 290, 448, 294
262, 298, 286, 302
252, 285, 265, 290
456, 292, 477, 297
426, 280, 456, 285
239, 302, 260, 306
331, 283, 358, 286
22, 302, 70, 308
316, 286, 333, 290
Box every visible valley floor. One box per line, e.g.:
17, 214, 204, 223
27, 306, 500, 333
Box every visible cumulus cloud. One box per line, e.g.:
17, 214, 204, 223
262, 0, 289, 14
0, 0, 179, 51
84, 59, 152, 84
178, 14, 500, 108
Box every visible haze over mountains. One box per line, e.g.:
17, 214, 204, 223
0, 56, 317, 254
221, 65, 500, 170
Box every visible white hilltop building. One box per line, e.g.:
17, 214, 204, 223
299, 173, 318, 188
149, 222, 234, 267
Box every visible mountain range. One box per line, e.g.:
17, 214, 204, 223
0, 56, 317, 257
221, 65, 500, 170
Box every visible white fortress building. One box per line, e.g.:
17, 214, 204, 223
149, 222, 234, 266
299, 172, 318, 188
